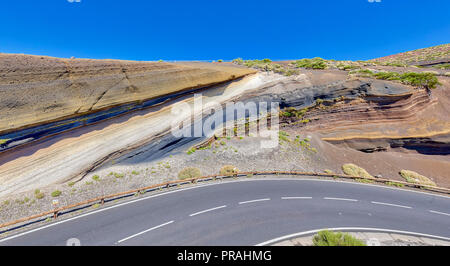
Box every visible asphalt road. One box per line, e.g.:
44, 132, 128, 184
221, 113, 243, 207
0, 178, 449, 246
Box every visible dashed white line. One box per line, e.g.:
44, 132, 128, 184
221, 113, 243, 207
189, 205, 227, 217
371, 201, 412, 209
429, 210, 450, 217
239, 198, 271, 205
324, 197, 358, 202
281, 197, 312, 200
117, 220, 174, 243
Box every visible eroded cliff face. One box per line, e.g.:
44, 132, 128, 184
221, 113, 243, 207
0, 54, 255, 134
236, 70, 450, 155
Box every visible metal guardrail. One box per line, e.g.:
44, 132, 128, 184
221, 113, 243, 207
1, 171, 449, 231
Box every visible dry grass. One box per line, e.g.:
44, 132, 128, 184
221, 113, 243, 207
342, 164, 373, 179
399, 170, 436, 187
178, 167, 202, 180
219, 165, 239, 176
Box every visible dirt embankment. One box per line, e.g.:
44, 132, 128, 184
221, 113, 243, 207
0, 54, 255, 135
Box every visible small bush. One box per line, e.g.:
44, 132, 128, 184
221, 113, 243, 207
313, 230, 366, 246
232, 58, 244, 65
187, 148, 196, 155
178, 167, 202, 180
278, 131, 290, 142
219, 165, 239, 176
374, 71, 401, 80
371, 71, 439, 89
294, 57, 328, 69
114, 173, 124, 178
400, 72, 440, 89
51, 190, 62, 197
399, 170, 436, 187
342, 164, 373, 179
92, 175, 100, 181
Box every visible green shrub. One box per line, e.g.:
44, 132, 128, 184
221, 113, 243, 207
399, 72, 439, 89
187, 148, 196, 155
352, 69, 374, 75
278, 131, 290, 142
51, 190, 62, 197
92, 175, 100, 181
313, 230, 366, 246
371, 71, 439, 89
219, 165, 239, 176
373, 71, 401, 80
232, 58, 244, 65
114, 173, 124, 178
178, 167, 202, 180
294, 57, 328, 69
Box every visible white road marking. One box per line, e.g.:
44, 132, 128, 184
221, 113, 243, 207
2, 178, 448, 243
429, 210, 450, 217
371, 201, 412, 209
256, 227, 450, 246
117, 220, 174, 243
324, 197, 358, 202
189, 205, 227, 217
281, 197, 312, 200
239, 198, 271, 205
0, 183, 218, 243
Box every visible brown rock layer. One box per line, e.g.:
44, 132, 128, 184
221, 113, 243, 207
0, 54, 255, 134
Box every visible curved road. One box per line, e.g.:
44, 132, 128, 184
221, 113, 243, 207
0, 178, 449, 246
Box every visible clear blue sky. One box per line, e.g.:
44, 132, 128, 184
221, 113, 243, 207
1, 0, 449, 61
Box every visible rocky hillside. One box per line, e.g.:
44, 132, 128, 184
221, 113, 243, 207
370, 43, 450, 66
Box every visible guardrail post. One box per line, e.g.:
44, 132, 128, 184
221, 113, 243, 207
53, 211, 59, 219
101, 198, 105, 205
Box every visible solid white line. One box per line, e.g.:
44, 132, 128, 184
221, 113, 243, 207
239, 198, 271, 205
189, 205, 227, 217
324, 197, 358, 202
117, 220, 174, 243
281, 197, 312, 200
371, 201, 412, 209
255, 227, 450, 246
429, 210, 450, 217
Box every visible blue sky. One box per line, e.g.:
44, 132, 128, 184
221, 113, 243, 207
1, 0, 449, 61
